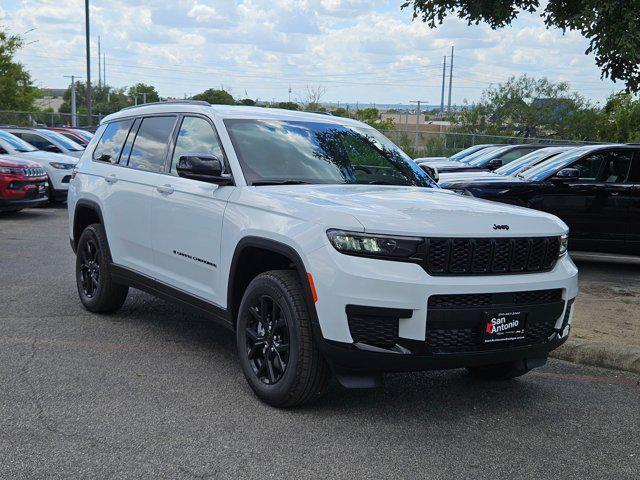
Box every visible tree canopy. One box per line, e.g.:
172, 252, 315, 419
0, 28, 39, 110
402, 0, 640, 92
192, 88, 236, 105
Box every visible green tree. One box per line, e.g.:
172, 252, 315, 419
192, 88, 236, 105
0, 28, 39, 110
238, 98, 256, 106
402, 0, 640, 91
275, 101, 300, 111
452, 75, 591, 138
128, 83, 160, 104
355, 108, 395, 130
60, 82, 131, 116
332, 107, 350, 118
598, 92, 640, 143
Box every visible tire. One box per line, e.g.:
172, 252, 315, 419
466, 360, 531, 381
236, 270, 331, 407
75, 223, 129, 313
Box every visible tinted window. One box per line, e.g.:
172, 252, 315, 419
599, 150, 633, 183
498, 147, 537, 165
569, 153, 605, 180
127, 116, 176, 173
521, 147, 606, 181
37, 129, 84, 151
15, 132, 57, 151
0, 131, 37, 152
171, 116, 225, 174
450, 144, 490, 161
225, 119, 435, 187
93, 120, 133, 164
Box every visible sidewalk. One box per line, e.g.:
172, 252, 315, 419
550, 258, 640, 374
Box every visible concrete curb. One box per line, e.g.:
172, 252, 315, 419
550, 339, 640, 375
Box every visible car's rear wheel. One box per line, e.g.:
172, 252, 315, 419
466, 360, 531, 380
76, 223, 128, 313
236, 270, 331, 407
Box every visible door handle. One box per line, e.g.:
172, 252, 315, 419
157, 184, 174, 195
104, 174, 118, 184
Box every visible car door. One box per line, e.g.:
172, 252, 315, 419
623, 151, 640, 254
531, 151, 606, 248
108, 115, 178, 277
592, 149, 635, 253
150, 114, 233, 305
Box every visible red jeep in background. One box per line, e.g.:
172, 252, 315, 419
0, 156, 48, 213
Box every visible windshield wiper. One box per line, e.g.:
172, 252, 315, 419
251, 180, 312, 186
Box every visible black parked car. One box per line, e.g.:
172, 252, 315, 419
440, 144, 639, 255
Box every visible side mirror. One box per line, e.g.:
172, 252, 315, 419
486, 158, 503, 170
554, 168, 580, 180
420, 164, 439, 183
177, 155, 229, 184
44, 144, 62, 153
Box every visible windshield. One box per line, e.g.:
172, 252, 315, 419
225, 119, 437, 187
519, 148, 593, 181
458, 146, 501, 164
495, 149, 557, 176
72, 129, 93, 141
0, 131, 37, 152
450, 144, 491, 161
37, 129, 84, 150
467, 146, 512, 167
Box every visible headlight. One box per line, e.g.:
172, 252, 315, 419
49, 162, 74, 169
559, 234, 568, 257
0, 167, 23, 174
327, 229, 422, 259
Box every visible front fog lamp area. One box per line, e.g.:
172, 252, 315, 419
326, 229, 422, 259
559, 234, 568, 257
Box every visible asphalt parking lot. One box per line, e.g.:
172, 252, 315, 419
1, 206, 639, 479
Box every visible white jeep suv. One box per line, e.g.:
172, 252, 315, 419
68, 102, 578, 407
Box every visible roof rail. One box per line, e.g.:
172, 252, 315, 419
119, 100, 211, 112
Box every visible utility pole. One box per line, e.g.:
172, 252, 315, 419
447, 45, 454, 111
84, 0, 92, 125
142, 92, 147, 104
103, 52, 106, 86
410, 100, 428, 150
97, 36, 101, 88
64, 75, 81, 127
440, 55, 446, 114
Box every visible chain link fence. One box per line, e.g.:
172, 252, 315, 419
381, 129, 602, 158
0, 110, 102, 128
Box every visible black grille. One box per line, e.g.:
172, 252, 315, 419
426, 319, 556, 353
348, 315, 398, 348
424, 237, 561, 276
429, 289, 562, 309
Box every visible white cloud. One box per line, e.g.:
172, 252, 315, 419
5, 0, 619, 104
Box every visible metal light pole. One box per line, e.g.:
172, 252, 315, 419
84, 0, 92, 126
447, 45, 454, 111
440, 55, 446, 114
410, 100, 428, 151
64, 75, 81, 127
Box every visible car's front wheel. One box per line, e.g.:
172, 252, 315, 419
236, 270, 331, 407
75, 223, 129, 313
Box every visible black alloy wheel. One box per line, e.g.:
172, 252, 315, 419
245, 294, 290, 385
79, 236, 101, 298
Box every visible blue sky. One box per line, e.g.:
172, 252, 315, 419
1, 0, 622, 106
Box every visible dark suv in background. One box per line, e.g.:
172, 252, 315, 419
441, 144, 640, 255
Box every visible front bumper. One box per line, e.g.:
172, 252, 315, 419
0, 196, 48, 211
306, 244, 578, 374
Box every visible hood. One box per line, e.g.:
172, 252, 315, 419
21, 150, 78, 165
441, 176, 528, 188
414, 156, 447, 162
0, 155, 40, 168
438, 171, 499, 184
236, 184, 567, 237
65, 150, 84, 158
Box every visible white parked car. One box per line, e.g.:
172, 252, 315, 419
0, 130, 77, 202
2, 127, 85, 158
68, 102, 578, 407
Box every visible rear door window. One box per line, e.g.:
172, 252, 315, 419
598, 150, 633, 183
14, 132, 57, 151
93, 119, 134, 163
126, 116, 177, 173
